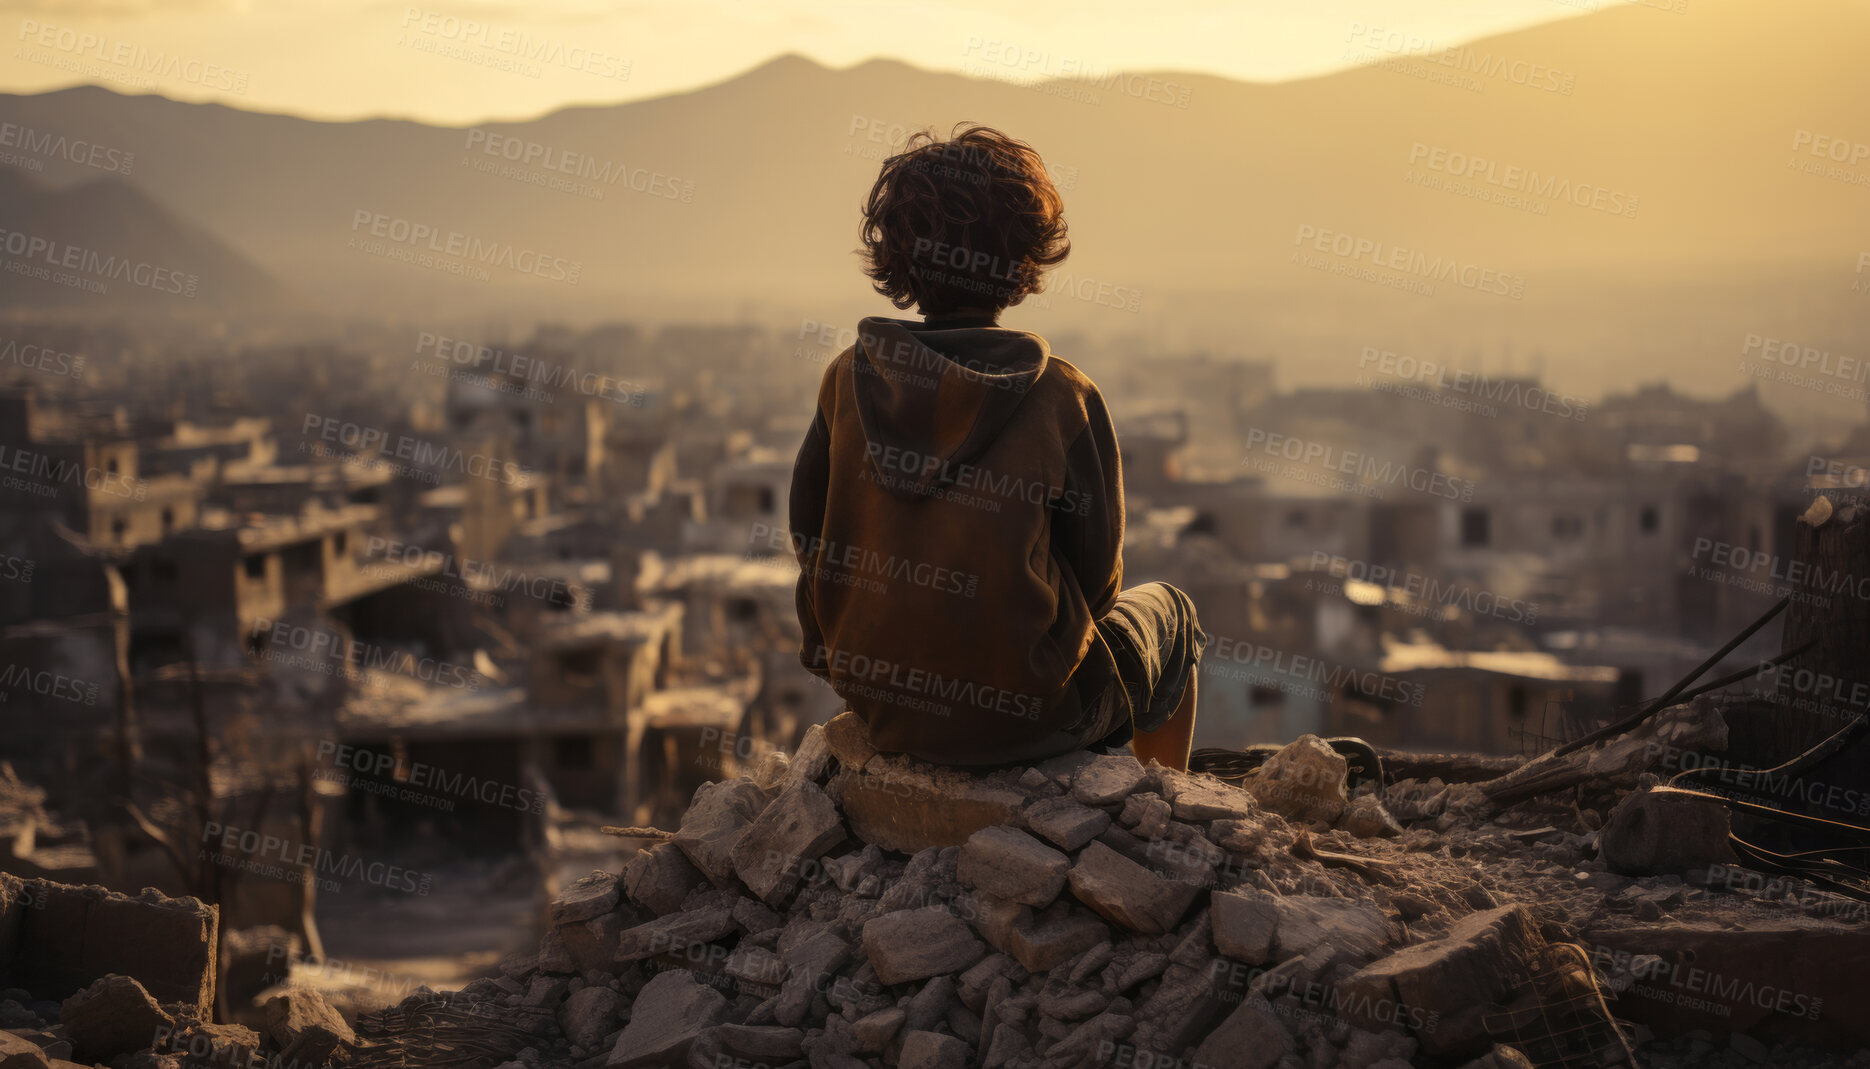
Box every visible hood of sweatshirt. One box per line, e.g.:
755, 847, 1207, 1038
851, 314, 1048, 500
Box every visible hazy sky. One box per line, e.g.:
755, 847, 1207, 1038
2, 0, 1611, 124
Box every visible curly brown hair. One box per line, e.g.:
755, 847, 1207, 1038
858, 124, 1070, 316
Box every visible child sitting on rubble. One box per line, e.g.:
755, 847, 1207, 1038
786, 124, 1207, 771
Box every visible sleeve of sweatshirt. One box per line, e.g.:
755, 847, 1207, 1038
1056, 384, 1125, 617
789, 393, 834, 681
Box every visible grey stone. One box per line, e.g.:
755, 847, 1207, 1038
672, 777, 770, 885
1067, 841, 1200, 935
60, 975, 174, 1063
1337, 905, 1545, 1059
863, 908, 988, 986
551, 870, 621, 925
615, 906, 736, 963
1247, 735, 1348, 825
1189, 997, 1290, 1068
1160, 771, 1258, 823
606, 971, 729, 1067
824, 710, 878, 771
621, 841, 705, 916
1024, 797, 1111, 851
850, 1005, 905, 1054
957, 827, 1069, 908
1600, 787, 1738, 876
261, 986, 355, 1048
0, 1033, 49, 1069
557, 987, 619, 1049
1211, 890, 1279, 964
898, 1030, 971, 1069
1072, 755, 1148, 806
730, 780, 847, 906
782, 722, 833, 789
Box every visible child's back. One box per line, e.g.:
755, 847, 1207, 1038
789, 125, 1205, 769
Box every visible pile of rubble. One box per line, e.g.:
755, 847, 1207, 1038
8, 701, 1870, 1069
405, 705, 1861, 1069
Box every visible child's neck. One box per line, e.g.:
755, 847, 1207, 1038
923, 306, 1000, 327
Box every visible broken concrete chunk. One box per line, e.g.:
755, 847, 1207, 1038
1247, 734, 1349, 825
622, 841, 709, 916
0, 1033, 50, 1069
832, 754, 1027, 853
1067, 841, 1200, 935
863, 907, 989, 985
1600, 787, 1738, 876
606, 970, 730, 1067
1189, 996, 1290, 1068
1337, 904, 1545, 1058
782, 722, 833, 788
1339, 795, 1404, 838
957, 827, 1069, 908
1160, 771, 1257, 823
615, 906, 736, 963
557, 986, 620, 1048
1024, 796, 1111, 851
551, 870, 622, 926
730, 780, 847, 906
60, 974, 176, 1064
1071, 755, 1148, 806
824, 710, 878, 771
898, 1029, 972, 1069
1210, 890, 1279, 965
672, 777, 771, 886
262, 986, 356, 1048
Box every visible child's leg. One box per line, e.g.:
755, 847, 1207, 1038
1131, 667, 1197, 771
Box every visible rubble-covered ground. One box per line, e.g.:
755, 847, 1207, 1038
4, 700, 1869, 1069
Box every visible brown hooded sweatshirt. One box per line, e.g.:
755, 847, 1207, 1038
787, 313, 1125, 766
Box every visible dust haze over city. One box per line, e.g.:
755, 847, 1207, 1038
3, 2, 1870, 1068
